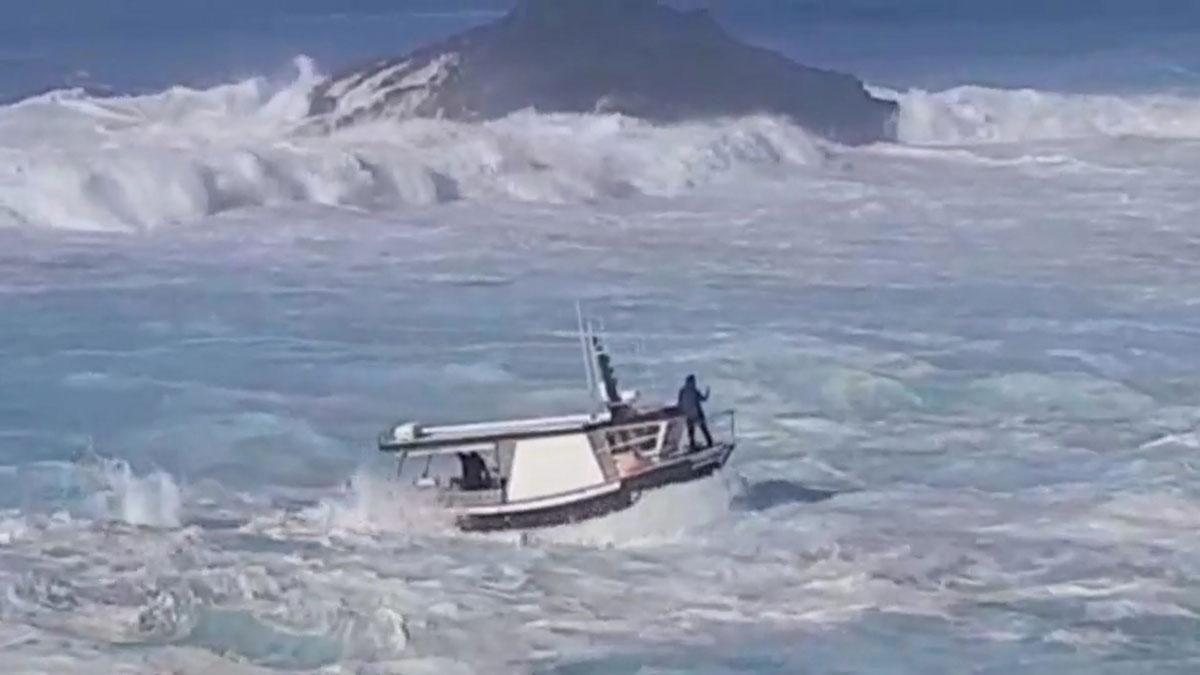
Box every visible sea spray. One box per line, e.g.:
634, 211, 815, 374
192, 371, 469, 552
301, 466, 455, 535
66, 456, 183, 528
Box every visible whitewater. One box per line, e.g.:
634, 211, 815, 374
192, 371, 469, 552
4, 57, 1200, 232
4, 57, 1200, 673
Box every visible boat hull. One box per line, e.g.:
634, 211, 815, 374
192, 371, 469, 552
456, 441, 736, 532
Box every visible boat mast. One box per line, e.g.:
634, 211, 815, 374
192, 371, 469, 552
576, 304, 624, 410
576, 302, 600, 409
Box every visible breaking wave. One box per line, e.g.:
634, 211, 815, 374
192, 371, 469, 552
881, 85, 1200, 145
0, 58, 824, 232
5, 56, 1200, 231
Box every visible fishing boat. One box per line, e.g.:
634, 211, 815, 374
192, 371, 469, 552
377, 310, 737, 532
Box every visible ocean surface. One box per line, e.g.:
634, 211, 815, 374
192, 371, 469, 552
3, 2, 1200, 673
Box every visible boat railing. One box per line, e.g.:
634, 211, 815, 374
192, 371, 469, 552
711, 409, 736, 444
604, 425, 664, 456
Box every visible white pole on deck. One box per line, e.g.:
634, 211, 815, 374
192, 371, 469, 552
576, 301, 599, 408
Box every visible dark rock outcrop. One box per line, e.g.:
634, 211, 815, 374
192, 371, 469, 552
308, 0, 897, 144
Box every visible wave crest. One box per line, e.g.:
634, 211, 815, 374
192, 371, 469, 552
0, 58, 825, 232
882, 85, 1200, 145
8, 58, 1200, 231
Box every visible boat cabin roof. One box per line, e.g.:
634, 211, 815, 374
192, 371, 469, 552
379, 405, 683, 455
380, 411, 606, 454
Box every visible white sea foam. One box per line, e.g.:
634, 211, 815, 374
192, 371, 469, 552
12, 456, 182, 528
529, 475, 735, 548
0, 58, 825, 232
878, 84, 1200, 144
80, 458, 183, 528
297, 467, 457, 536
5, 59, 1200, 232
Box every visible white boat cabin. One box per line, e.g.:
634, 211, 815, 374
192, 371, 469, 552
378, 312, 735, 530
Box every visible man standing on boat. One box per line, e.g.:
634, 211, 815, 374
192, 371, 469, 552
678, 374, 713, 451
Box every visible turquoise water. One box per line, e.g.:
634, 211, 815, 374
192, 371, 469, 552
3, 2, 1200, 673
